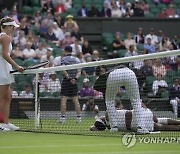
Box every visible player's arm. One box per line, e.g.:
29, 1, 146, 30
1, 35, 23, 72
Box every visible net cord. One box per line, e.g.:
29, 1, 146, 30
13, 49, 180, 75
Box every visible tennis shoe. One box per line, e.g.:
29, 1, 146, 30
59, 117, 66, 124
1, 123, 19, 131
76, 117, 81, 124
0, 125, 10, 132
110, 126, 118, 132
137, 126, 149, 134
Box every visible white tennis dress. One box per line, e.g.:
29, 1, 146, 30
0, 33, 14, 85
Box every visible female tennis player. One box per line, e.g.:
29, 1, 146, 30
0, 17, 24, 131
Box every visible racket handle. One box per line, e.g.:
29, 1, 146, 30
10, 70, 18, 74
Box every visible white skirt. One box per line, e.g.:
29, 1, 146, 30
0, 57, 14, 85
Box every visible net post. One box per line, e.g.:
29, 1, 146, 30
35, 73, 40, 128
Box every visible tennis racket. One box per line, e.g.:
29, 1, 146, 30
10, 61, 49, 74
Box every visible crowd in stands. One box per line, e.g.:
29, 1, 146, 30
0, 0, 179, 116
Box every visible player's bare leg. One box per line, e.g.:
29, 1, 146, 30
157, 118, 180, 125
72, 96, 81, 123
60, 96, 67, 124
154, 123, 180, 131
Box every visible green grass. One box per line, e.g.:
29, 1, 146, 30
0, 119, 179, 154
0, 132, 180, 154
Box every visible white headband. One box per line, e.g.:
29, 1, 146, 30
2, 21, 19, 28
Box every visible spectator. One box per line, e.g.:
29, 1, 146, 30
41, 47, 54, 67
111, 1, 123, 18
54, 12, 64, 28
14, 30, 26, 50
55, 1, 65, 13
140, 59, 153, 76
169, 78, 180, 118
88, 4, 101, 17
42, 11, 54, 28
20, 17, 29, 35
22, 42, 36, 60
82, 56, 95, 76
152, 74, 168, 96
144, 37, 156, 54
141, 0, 149, 15
45, 27, 59, 43
145, 28, 158, 45
152, 58, 166, 78
92, 50, 102, 61
112, 31, 125, 58
10, 7, 19, 23
77, 3, 89, 17
19, 85, 34, 98
63, 0, 72, 10
52, 22, 65, 41
125, 2, 134, 17
76, 52, 86, 63
64, 15, 78, 32
161, 0, 172, 5
47, 72, 61, 92
82, 97, 99, 114
82, 39, 93, 56
80, 78, 94, 98
70, 38, 82, 56
42, 0, 54, 14
33, 10, 42, 28
166, 4, 178, 18
33, 72, 48, 92
124, 32, 136, 50
133, 2, 144, 17
152, 0, 160, 5
116, 0, 126, 16
35, 43, 47, 60
60, 32, 73, 49
157, 30, 164, 43
101, 1, 112, 17
71, 27, 84, 45
134, 27, 145, 44
158, 8, 168, 18
125, 45, 138, 57
171, 35, 180, 50
159, 36, 171, 51
11, 44, 24, 60
39, 20, 49, 37
125, 45, 143, 69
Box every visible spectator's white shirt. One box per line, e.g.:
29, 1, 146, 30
70, 44, 82, 56
35, 48, 47, 57
152, 80, 168, 95
23, 48, 36, 58
53, 56, 62, 66
53, 27, 65, 41
124, 39, 136, 50
111, 9, 123, 18
40, 55, 54, 66
145, 34, 158, 45
47, 78, 61, 92
12, 91, 18, 98
19, 91, 34, 98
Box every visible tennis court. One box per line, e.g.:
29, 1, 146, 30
0, 130, 180, 154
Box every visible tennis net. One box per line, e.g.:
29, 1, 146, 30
9, 50, 180, 137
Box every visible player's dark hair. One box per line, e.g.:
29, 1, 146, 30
0, 17, 14, 33
94, 121, 106, 131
